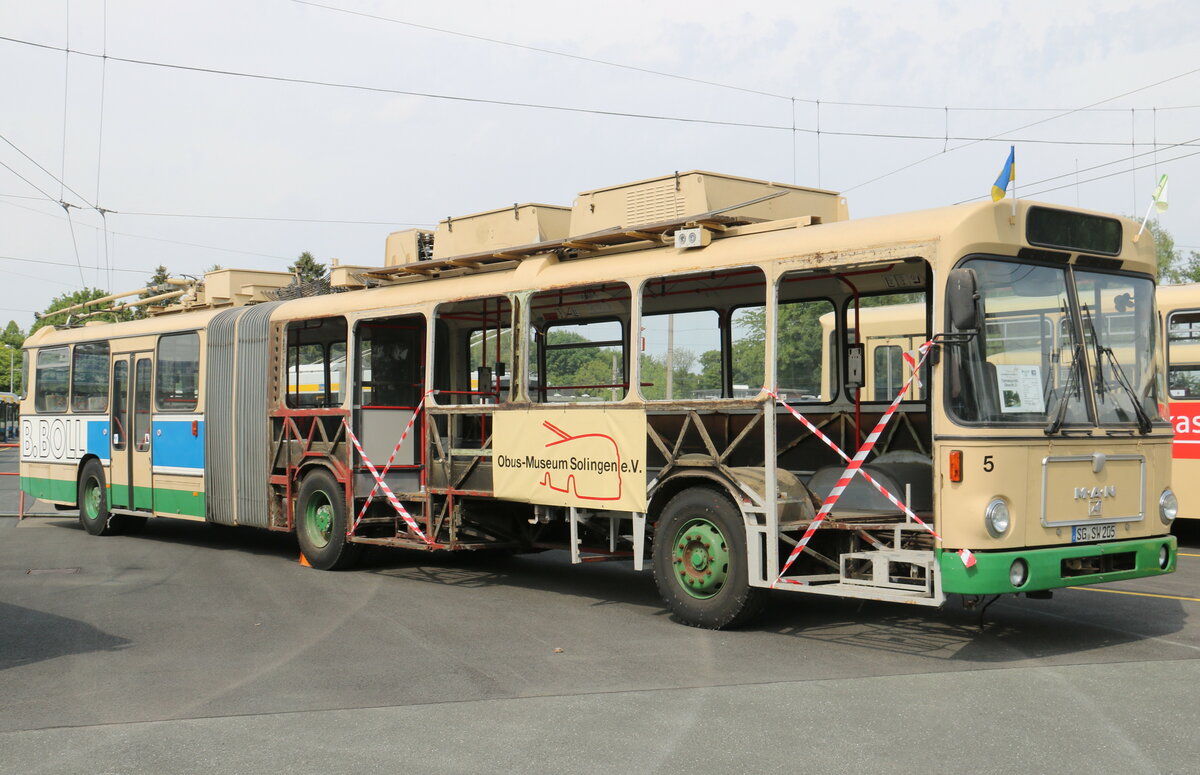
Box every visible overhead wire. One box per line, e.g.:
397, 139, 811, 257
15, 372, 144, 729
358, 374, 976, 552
3, 35, 1199, 152
97, 0, 110, 289
0, 158, 58, 202
1, 15, 1196, 283
952, 134, 1200, 205
843, 64, 1200, 193
0, 252, 159, 276
0, 196, 307, 260
59, 0, 71, 202
115, 210, 431, 226
288, 0, 1200, 114
0, 130, 95, 209
1022, 147, 1200, 200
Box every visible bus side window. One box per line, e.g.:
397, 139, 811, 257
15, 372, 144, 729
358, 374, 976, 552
640, 267, 765, 401
34, 346, 70, 413
529, 282, 631, 403
433, 296, 511, 405
155, 332, 199, 412
356, 315, 426, 408
71, 341, 110, 413
285, 317, 347, 409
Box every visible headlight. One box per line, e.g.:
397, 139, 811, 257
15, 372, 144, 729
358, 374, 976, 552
1159, 489, 1178, 525
985, 498, 1010, 537
1009, 558, 1029, 587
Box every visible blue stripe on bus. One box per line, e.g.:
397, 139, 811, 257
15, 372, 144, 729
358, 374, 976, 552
152, 418, 205, 470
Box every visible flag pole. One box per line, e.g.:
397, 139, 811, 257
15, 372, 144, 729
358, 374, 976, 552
1133, 198, 1156, 242
1133, 173, 1169, 243
1011, 145, 1017, 218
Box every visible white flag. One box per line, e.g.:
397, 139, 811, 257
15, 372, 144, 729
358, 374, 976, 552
1153, 174, 1169, 212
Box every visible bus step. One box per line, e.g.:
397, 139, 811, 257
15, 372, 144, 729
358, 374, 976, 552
353, 517, 398, 525
772, 579, 942, 606
839, 549, 935, 596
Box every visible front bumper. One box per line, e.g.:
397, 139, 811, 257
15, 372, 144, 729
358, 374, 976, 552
938, 535, 1177, 596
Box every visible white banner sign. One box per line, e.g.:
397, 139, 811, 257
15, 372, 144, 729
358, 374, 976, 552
493, 408, 648, 511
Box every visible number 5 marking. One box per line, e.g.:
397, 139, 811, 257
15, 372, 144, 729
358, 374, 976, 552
983, 455, 995, 472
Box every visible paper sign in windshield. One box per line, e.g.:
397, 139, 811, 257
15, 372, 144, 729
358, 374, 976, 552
995, 364, 1045, 414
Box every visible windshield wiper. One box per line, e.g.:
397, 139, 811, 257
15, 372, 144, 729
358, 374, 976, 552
1046, 342, 1083, 435
1098, 345, 1154, 434
1081, 303, 1106, 398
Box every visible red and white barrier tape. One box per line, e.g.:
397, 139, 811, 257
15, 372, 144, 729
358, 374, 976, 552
771, 341, 973, 586
769, 389, 942, 542
343, 413, 432, 545
352, 392, 431, 531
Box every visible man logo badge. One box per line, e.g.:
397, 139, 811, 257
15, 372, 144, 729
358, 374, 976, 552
1075, 486, 1115, 518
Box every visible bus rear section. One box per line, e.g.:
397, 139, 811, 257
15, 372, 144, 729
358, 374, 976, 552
1161, 283, 1200, 520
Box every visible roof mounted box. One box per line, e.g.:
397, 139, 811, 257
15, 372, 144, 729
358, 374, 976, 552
201, 268, 295, 306
432, 203, 570, 259
568, 170, 847, 235
385, 229, 435, 265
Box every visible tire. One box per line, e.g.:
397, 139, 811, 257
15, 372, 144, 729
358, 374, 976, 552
78, 459, 119, 536
296, 469, 363, 570
652, 488, 767, 629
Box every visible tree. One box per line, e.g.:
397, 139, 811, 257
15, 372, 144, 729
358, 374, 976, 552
30, 288, 133, 335
1, 321, 22, 349
0, 321, 22, 392
289, 251, 328, 283
1149, 219, 1200, 284
131, 265, 180, 318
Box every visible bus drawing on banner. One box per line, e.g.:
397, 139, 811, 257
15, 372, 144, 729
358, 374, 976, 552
19, 170, 1177, 628
1159, 283, 1200, 520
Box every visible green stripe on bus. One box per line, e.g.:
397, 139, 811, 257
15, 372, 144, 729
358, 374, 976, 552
937, 535, 1178, 595
152, 487, 206, 518
20, 475, 76, 503
21, 476, 205, 518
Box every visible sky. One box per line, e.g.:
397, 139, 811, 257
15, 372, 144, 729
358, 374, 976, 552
2, 0, 1199, 332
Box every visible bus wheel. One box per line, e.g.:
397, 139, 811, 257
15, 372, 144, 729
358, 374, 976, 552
296, 469, 362, 570
78, 459, 119, 536
652, 488, 767, 629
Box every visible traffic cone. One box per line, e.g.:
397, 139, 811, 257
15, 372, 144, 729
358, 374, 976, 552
299, 553, 312, 568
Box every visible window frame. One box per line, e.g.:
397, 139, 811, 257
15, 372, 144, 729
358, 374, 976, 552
70, 341, 111, 414
154, 331, 200, 413
34, 346, 70, 414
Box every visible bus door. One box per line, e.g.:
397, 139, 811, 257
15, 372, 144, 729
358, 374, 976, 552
109, 352, 154, 511
353, 315, 426, 499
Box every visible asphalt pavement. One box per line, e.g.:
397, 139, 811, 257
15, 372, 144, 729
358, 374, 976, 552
2, 445, 1199, 773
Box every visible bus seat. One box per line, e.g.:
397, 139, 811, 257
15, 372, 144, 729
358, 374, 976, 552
806, 450, 932, 514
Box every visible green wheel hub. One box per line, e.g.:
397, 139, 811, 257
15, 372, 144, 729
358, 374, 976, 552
82, 478, 102, 521
304, 492, 334, 549
671, 517, 730, 599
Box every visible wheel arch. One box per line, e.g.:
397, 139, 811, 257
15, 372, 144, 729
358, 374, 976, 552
648, 469, 748, 526
74, 453, 104, 507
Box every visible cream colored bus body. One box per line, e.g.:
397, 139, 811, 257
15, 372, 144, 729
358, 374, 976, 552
19, 170, 1176, 626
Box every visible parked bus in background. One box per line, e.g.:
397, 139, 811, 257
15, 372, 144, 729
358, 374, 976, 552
1159, 283, 1200, 521
0, 392, 17, 443
19, 171, 1177, 628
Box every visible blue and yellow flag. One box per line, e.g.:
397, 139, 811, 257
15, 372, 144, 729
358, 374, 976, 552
991, 146, 1015, 202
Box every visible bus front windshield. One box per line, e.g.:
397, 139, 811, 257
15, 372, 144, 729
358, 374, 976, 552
948, 258, 1162, 430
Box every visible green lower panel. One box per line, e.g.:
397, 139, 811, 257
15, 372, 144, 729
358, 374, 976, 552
152, 487, 206, 518
939, 535, 1178, 595
20, 475, 76, 503
20, 475, 205, 518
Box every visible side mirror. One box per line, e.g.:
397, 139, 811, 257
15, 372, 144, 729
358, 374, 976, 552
947, 268, 980, 331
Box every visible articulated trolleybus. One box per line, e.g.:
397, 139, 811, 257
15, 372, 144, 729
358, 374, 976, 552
20, 171, 1177, 628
